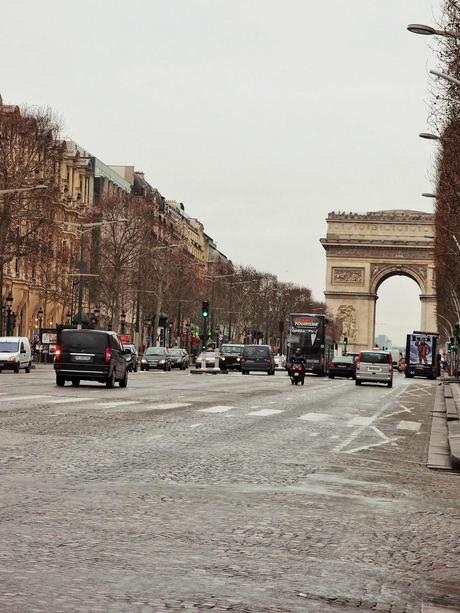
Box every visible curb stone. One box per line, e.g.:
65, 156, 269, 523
444, 383, 460, 470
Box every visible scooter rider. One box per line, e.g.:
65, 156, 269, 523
290, 347, 306, 367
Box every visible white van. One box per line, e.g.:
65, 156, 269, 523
0, 337, 32, 373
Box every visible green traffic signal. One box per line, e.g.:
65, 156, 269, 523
202, 301, 209, 318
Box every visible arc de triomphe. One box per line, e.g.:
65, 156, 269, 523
321, 210, 437, 351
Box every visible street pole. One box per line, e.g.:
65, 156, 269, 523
76, 224, 84, 329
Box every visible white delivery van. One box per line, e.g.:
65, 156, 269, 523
0, 337, 32, 373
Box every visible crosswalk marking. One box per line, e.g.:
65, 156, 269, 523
145, 402, 191, 410
347, 416, 374, 426
298, 412, 331, 422
97, 401, 142, 409
248, 408, 283, 417
397, 420, 421, 432
198, 405, 234, 414
47, 397, 94, 405
0, 394, 51, 403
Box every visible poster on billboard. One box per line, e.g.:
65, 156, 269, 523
409, 334, 433, 366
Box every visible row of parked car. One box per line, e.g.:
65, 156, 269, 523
196, 344, 283, 375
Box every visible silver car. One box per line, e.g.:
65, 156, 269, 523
355, 350, 393, 387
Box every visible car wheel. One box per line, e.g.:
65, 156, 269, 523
328, 374, 335, 379
106, 370, 115, 388
56, 375, 65, 387
355, 379, 362, 385
14, 363, 20, 374
25, 362, 31, 373
133, 365, 137, 372
119, 369, 128, 388
387, 380, 393, 388
71, 379, 80, 387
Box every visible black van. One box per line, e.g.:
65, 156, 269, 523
241, 344, 275, 375
54, 329, 128, 388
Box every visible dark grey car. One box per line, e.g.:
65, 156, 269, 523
241, 345, 275, 375
140, 347, 171, 371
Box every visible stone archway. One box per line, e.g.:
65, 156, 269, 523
321, 210, 436, 351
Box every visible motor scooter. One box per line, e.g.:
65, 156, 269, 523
289, 363, 305, 385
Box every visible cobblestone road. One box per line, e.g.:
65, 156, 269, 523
0, 367, 459, 612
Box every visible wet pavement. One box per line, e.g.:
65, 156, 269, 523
0, 367, 459, 612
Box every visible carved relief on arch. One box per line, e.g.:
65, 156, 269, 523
370, 263, 427, 292
336, 304, 358, 342
331, 266, 365, 286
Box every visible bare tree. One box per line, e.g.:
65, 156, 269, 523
0, 102, 62, 330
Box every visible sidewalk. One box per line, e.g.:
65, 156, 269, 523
428, 376, 460, 471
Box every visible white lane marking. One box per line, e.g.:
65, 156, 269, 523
47, 397, 94, 404
250, 405, 261, 409
397, 420, 421, 432
298, 413, 331, 422
347, 416, 374, 426
97, 401, 142, 409
247, 409, 283, 417
334, 385, 406, 453
0, 395, 51, 403
146, 402, 191, 410
198, 405, 234, 414
190, 423, 203, 429
383, 403, 415, 419
309, 432, 319, 437
330, 435, 340, 440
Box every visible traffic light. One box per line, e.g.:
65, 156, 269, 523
343, 337, 348, 346
202, 301, 209, 318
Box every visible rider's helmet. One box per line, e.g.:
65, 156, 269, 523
295, 348, 302, 357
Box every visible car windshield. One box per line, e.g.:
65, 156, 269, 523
243, 346, 269, 358
0, 341, 19, 352
145, 348, 165, 356
169, 349, 182, 356
222, 345, 244, 355
60, 331, 106, 352
360, 352, 389, 364
333, 356, 353, 364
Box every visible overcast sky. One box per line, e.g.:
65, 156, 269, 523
1, 0, 440, 346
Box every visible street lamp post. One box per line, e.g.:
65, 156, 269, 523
94, 305, 100, 329
5, 290, 14, 336
37, 307, 43, 333
407, 23, 460, 38
120, 309, 127, 335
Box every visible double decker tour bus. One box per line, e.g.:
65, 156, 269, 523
286, 313, 335, 376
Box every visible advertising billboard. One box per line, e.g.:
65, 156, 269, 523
408, 334, 434, 367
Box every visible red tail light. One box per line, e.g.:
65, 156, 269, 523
357, 352, 362, 363
105, 347, 111, 364
319, 357, 323, 367
328, 361, 333, 368
54, 344, 61, 361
